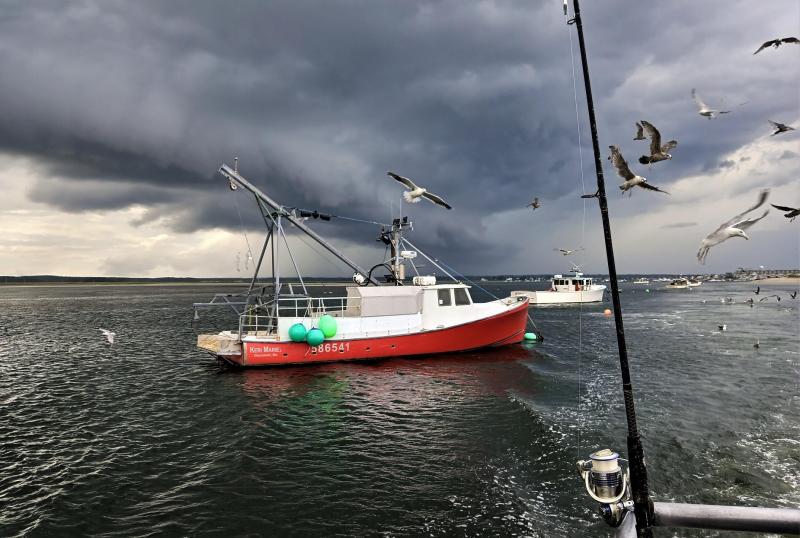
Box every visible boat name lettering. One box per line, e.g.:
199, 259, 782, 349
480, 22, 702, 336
249, 345, 281, 353
311, 342, 350, 354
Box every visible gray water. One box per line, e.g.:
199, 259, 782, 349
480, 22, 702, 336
1, 282, 797, 537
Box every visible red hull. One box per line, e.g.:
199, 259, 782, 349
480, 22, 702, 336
224, 301, 529, 367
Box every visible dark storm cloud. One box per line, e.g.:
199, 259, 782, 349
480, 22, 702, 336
0, 0, 797, 271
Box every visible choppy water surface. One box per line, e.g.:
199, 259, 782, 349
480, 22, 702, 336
1, 282, 797, 537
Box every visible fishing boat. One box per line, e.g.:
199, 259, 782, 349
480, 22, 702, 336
632, 277, 649, 284
687, 278, 702, 287
664, 278, 691, 289
510, 268, 605, 304
194, 163, 531, 367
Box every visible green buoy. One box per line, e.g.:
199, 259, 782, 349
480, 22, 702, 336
318, 315, 337, 338
306, 328, 325, 346
288, 323, 308, 342
524, 332, 538, 341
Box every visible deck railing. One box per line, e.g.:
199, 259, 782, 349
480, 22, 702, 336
238, 295, 358, 337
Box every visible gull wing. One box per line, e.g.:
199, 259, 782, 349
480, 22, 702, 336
661, 140, 678, 153
641, 121, 662, 156
715, 189, 770, 232
734, 210, 769, 230
609, 145, 635, 180
421, 191, 452, 210
634, 122, 644, 139
691, 88, 708, 111
387, 171, 418, 190
753, 39, 780, 54
638, 182, 670, 195
768, 120, 784, 129
780, 37, 799, 45
771, 203, 798, 212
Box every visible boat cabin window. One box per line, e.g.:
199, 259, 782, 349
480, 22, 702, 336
454, 288, 471, 306
437, 289, 452, 306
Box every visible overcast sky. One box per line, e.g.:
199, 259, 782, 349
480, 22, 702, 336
0, 0, 797, 278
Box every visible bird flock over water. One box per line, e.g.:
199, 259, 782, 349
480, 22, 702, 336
386, 36, 796, 267
607, 36, 798, 264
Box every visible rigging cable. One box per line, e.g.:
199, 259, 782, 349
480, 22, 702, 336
402, 241, 539, 331
231, 189, 256, 271
565, 0, 589, 460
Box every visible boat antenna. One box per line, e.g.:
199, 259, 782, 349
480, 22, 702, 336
567, 1, 653, 535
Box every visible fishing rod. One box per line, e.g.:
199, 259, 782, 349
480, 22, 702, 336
566, 0, 652, 535
566, 1, 800, 536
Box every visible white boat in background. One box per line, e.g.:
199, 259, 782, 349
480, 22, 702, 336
511, 270, 605, 305
687, 279, 702, 287
633, 278, 650, 284
665, 278, 691, 289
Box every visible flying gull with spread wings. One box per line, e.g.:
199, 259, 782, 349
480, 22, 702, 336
638, 120, 678, 165
554, 247, 584, 256
692, 88, 731, 119
753, 37, 799, 55
697, 189, 770, 264
527, 197, 541, 210
771, 203, 799, 222
608, 145, 669, 196
387, 172, 452, 210
99, 328, 116, 346
768, 120, 795, 136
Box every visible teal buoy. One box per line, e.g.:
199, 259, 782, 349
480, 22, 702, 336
524, 332, 538, 341
645, 288, 650, 293
318, 315, 337, 338
306, 328, 325, 346
288, 323, 308, 342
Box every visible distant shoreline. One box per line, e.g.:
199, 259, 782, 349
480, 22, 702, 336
0, 280, 355, 288
754, 277, 800, 285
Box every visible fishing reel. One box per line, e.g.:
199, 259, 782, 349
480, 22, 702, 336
577, 449, 632, 527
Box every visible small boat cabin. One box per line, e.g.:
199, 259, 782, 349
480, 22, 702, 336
550, 273, 595, 292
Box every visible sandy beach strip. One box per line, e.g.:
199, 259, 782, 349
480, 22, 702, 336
754, 277, 800, 286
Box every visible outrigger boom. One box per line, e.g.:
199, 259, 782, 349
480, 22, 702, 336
218, 163, 380, 287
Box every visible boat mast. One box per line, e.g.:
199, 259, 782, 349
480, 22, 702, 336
388, 217, 412, 284
567, 1, 653, 535
219, 163, 380, 286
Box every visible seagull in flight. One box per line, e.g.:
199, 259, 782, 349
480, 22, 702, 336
754, 286, 760, 295
554, 247, 584, 256
608, 145, 670, 196
769, 120, 795, 136
633, 122, 646, 141
99, 328, 116, 346
527, 197, 541, 210
790, 291, 797, 299
771, 203, 799, 222
638, 121, 678, 165
387, 172, 452, 210
753, 37, 799, 55
692, 89, 731, 119
759, 294, 782, 302
696, 189, 770, 264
